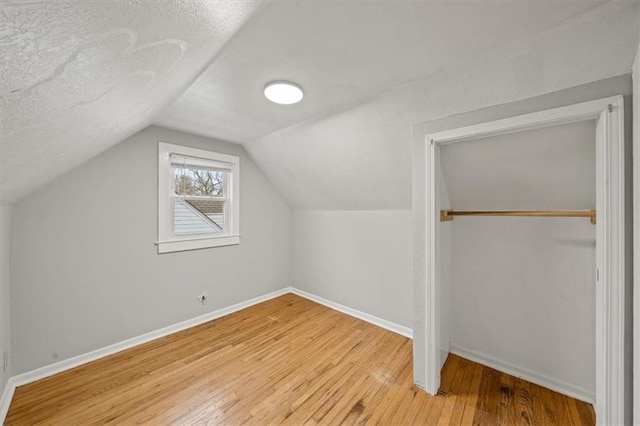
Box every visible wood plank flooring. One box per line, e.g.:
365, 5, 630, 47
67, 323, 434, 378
6, 293, 594, 425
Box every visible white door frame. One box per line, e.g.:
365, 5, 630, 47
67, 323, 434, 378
420, 96, 625, 425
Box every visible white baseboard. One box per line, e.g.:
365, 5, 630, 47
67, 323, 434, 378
0, 287, 291, 422
0, 286, 413, 422
0, 378, 16, 424
449, 343, 595, 404
290, 288, 413, 339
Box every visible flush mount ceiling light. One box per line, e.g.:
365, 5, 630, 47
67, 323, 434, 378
263, 81, 304, 105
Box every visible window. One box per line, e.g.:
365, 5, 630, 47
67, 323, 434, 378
157, 142, 239, 253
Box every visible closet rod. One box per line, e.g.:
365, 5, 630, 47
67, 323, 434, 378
440, 209, 596, 224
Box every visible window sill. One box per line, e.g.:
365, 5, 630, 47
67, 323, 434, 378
157, 235, 240, 254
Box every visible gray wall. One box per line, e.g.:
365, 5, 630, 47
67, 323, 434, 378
11, 126, 292, 374
0, 206, 11, 391
633, 37, 639, 426
292, 210, 412, 329
450, 217, 595, 399
439, 172, 452, 369
413, 74, 633, 422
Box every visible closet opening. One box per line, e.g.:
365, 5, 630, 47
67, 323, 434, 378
417, 97, 625, 425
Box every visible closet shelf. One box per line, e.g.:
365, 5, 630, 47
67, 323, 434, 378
440, 209, 596, 224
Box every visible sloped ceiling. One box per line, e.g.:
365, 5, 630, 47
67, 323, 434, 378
153, 0, 605, 143
440, 120, 596, 211
2, 1, 638, 209
241, 1, 638, 209
0, 0, 264, 204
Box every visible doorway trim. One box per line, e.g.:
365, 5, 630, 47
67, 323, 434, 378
420, 96, 624, 425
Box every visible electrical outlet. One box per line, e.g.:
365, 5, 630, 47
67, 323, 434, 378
196, 291, 209, 305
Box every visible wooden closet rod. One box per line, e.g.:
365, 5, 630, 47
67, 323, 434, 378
440, 209, 596, 224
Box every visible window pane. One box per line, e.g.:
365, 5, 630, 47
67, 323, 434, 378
185, 199, 225, 231
173, 167, 225, 196
172, 167, 226, 235
174, 198, 225, 235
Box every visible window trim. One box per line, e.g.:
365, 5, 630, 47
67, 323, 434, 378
157, 142, 240, 253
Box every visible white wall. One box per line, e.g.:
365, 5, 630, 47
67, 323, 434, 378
10, 126, 291, 374
0, 206, 12, 392
292, 210, 412, 329
450, 217, 595, 399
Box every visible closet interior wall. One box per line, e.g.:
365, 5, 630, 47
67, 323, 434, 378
439, 121, 597, 402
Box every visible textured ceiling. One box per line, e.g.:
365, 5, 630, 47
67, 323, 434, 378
2, 1, 638, 209
1, 0, 263, 203
440, 120, 596, 211
154, 0, 605, 143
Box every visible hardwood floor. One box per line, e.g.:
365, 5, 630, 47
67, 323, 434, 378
6, 293, 594, 425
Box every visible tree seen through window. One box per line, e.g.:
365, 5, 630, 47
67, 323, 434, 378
173, 168, 224, 197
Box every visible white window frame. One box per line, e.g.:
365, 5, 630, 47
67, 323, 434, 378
157, 142, 240, 253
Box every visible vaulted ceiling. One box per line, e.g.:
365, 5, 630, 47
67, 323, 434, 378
154, 0, 606, 143
2, 1, 638, 207
1, 0, 264, 203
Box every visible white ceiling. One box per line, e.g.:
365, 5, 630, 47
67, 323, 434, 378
2, 0, 638, 208
243, 1, 639, 209
440, 120, 596, 211
154, 0, 606, 143
0, 0, 263, 204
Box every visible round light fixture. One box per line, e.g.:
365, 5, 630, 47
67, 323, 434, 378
264, 81, 304, 105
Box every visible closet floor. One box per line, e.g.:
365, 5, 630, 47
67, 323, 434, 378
5, 293, 594, 425
439, 354, 595, 425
